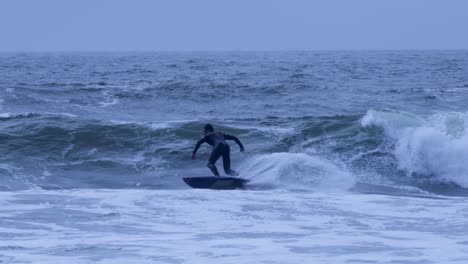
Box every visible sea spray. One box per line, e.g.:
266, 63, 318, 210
362, 109, 468, 187
239, 152, 355, 191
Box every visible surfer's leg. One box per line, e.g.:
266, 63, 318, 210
222, 145, 231, 173
207, 147, 222, 176
222, 145, 238, 176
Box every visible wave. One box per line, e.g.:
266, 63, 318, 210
0, 113, 180, 189
1, 111, 467, 196
240, 152, 355, 191
0, 113, 359, 190
362, 109, 468, 188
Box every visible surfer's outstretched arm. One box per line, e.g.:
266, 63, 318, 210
192, 137, 207, 159
224, 134, 245, 151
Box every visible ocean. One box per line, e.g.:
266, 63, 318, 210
1, 51, 468, 263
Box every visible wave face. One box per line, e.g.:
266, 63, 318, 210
1, 111, 468, 196
1, 51, 468, 195
0, 113, 358, 191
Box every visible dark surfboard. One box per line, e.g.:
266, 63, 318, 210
183, 176, 249, 190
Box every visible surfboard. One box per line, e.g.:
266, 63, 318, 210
183, 176, 249, 190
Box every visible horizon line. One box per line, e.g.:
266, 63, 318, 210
0, 48, 467, 53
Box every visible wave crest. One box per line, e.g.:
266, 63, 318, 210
362, 109, 468, 187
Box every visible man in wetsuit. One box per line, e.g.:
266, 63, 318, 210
191, 124, 245, 177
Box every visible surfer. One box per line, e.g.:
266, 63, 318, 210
192, 124, 245, 177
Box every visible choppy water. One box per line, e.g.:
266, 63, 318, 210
1, 51, 468, 263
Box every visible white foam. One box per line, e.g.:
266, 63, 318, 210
0, 112, 11, 118
361, 109, 426, 136
43, 112, 78, 118
0, 189, 467, 264
228, 123, 296, 136
362, 109, 468, 187
240, 152, 355, 191
98, 91, 120, 107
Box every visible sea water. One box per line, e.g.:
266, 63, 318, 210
1, 51, 468, 263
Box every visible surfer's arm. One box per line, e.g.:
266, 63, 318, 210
192, 137, 207, 155
224, 134, 245, 151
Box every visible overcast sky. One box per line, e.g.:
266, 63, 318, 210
1, 0, 467, 51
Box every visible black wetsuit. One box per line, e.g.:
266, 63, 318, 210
192, 132, 244, 176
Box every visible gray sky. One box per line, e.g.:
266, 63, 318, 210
1, 0, 467, 51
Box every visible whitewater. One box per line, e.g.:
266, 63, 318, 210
1, 51, 468, 263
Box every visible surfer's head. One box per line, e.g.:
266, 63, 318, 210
203, 124, 214, 134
